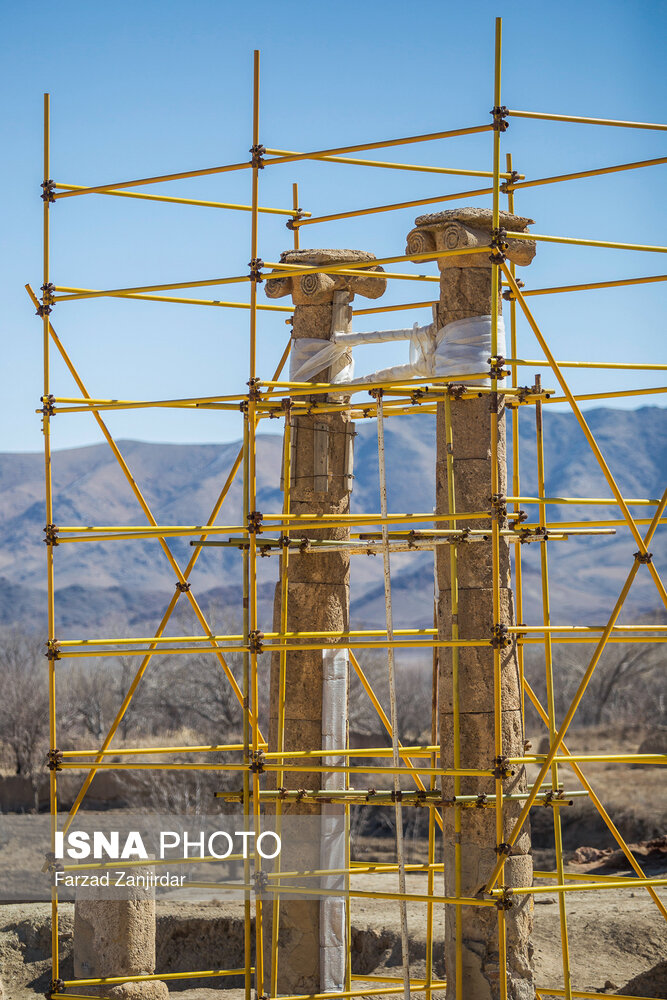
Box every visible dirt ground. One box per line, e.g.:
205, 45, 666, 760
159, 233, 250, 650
1, 724, 665, 996
2, 868, 666, 999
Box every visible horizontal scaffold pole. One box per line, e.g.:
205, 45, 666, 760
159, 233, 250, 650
52, 274, 251, 302
507, 155, 667, 192
52, 124, 491, 201
506, 273, 667, 299
294, 185, 496, 228
259, 124, 493, 167
507, 108, 667, 130
264, 146, 521, 179
507, 231, 667, 254
53, 183, 310, 216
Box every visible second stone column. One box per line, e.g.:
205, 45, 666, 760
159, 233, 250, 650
407, 209, 536, 999
264, 250, 386, 994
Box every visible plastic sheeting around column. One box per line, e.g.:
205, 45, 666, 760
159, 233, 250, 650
289, 338, 354, 384
349, 314, 505, 385
290, 315, 505, 387
320, 647, 348, 993
434, 314, 506, 385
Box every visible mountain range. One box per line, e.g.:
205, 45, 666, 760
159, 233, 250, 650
1, 406, 665, 639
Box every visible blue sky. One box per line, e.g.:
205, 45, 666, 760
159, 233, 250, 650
1, 0, 665, 452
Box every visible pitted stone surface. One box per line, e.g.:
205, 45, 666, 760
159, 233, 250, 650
265, 250, 385, 994
429, 209, 536, 998
278, 248, 379, 265
407, 209, 536, 270
414, 208, 533, 231
265, 248, 386, 302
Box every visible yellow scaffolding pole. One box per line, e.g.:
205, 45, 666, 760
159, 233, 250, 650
507, 108, 667, 130
508, 155, 667, 192
501, 264, 667, 606
265, 145, 520, 179
42, 90, 60, 987
53, 181, 308, 215
535, 383, 572, 999
37, 27, 667, 999
485, 483, 667, 892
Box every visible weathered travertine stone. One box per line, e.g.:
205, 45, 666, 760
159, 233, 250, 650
74, 864, 168, 1000
265, 248, 386, 305
406, 208, 535, 269
409, 211, 536, 998
264, 249, 385, 995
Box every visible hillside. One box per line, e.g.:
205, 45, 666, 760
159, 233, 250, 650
0, 407, 665, 637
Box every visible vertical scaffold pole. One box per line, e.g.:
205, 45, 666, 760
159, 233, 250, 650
376, 392, 411, 1000
443, 394, 463, 996
270, 402, 291, 997
535, 379, 573, 1000
242, 416, 252, 1000
490, 20, 509, 997
505, 152, 525, 723
42, 91, 59, 988
249, 48, 264, 999
424, 597, 438, 1000
292, 183, 300, 250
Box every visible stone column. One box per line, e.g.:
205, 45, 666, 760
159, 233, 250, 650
74, 864, 168, 1000
264, 250, 386, 994
406, 209, 536, 998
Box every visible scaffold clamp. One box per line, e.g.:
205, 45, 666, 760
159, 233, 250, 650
248, 258, 264, 282
41, 394, 56, 416
43, 524, 59, 546
489, 227, 509, 263
447, 383, 467, 400
491, 754, 513, 779
494, 887, 514, 910
634, 550, 653, 564
488, 355, 507, 380
286, 209, 304, 231
45, 639, 61, 661
250, 143, 266, 169
491, 624, 512, 650
41, 179, 56, 203
46, 748, 64, 771
490, 493, 508, 523
494, 842, 512, 856
247, 376, 262, 401
490, 106, 509, 132
502, 277, 524, 301
500, 169, 520, 193
46, 978, 65, 999
175, 581, 191, 593
249, 749, 266, 773
247, 510, 264, 534
42, 851, 64, 874
248, 630, 265, 655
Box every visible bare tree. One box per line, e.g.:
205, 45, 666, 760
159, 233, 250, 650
524, 610, 666, 730
0, 631, 50, 810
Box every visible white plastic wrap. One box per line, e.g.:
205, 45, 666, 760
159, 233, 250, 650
289, 337, 354, 384
334, 325, 423, 347
289, 315, 505, 387
434, 315, 506, 384
345, 323, 436, 383
346, 315, 505, 385
320, 647, 348, 991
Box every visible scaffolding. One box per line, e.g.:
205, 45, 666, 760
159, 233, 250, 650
33, 16, 667, 1000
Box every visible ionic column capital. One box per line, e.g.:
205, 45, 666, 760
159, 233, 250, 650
265, 249, 387, 305
406, 208, 536, 270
